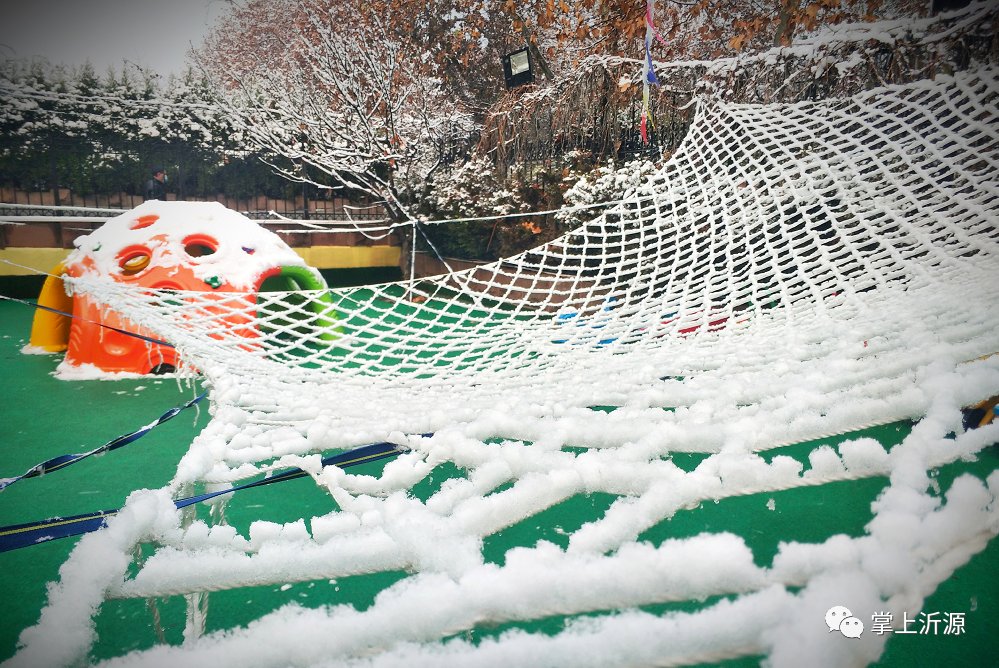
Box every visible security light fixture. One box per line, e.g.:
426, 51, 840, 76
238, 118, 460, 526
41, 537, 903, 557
502, 47, 534, 89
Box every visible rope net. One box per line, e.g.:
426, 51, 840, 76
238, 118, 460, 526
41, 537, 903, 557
18, 62, 999, 667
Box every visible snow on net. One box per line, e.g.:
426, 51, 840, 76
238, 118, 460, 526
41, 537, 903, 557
14, 64, 999, 667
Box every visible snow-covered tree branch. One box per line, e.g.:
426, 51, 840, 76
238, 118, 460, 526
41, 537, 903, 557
197, 0, 477, 222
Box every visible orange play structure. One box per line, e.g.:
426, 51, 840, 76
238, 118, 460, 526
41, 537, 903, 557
29, 202, 333, 376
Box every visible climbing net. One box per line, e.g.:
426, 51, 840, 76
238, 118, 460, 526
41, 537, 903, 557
15, 33, 999, 668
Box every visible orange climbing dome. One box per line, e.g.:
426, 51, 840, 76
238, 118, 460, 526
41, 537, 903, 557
29, 201, 332, 376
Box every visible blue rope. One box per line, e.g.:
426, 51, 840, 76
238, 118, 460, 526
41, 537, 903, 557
0, 391, 207, 492
0, 440, 409, 552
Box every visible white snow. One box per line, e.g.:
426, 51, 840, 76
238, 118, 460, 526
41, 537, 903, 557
65, 200, 317, 291
19, 344, 57, 355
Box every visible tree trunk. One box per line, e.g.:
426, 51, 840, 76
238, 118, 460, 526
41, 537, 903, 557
774, 0, 801, 47
511, 9, 555, 83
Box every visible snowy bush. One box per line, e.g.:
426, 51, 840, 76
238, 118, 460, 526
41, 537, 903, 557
421, 155, 596, 261
556, 158, 660, 229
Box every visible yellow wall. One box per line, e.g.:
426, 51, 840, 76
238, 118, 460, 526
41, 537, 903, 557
293, 245, 401, 270
0, 246, 401, 275
0, 248, 69, 275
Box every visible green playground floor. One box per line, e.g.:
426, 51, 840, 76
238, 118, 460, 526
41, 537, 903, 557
0, 295, 996, 666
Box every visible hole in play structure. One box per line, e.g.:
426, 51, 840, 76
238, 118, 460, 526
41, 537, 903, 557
150, 283, 185, 309
256, 266, 337, 344
130, 215, 159, 230
117, 246, 152, 275
183, 234, 218, 258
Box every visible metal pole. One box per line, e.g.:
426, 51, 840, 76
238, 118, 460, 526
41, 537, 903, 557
303, 181, 309, 220
50, 150, 60, 207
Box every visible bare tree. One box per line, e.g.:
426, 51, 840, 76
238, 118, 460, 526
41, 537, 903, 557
198, 0, 477, 222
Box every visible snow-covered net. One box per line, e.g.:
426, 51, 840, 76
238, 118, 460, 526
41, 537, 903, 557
17, 62, 999, 668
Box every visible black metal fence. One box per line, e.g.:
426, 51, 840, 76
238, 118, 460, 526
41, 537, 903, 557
0, 138, 387, 220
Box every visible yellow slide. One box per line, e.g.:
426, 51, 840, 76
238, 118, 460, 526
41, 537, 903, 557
28, 261, 72, 352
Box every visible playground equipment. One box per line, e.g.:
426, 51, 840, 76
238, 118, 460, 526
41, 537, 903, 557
28, 201, 334, 375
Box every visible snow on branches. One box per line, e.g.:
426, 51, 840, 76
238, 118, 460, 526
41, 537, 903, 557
197, 0, 477, 222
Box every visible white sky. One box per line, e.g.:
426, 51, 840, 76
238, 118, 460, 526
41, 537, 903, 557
0, 0, 230, 77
